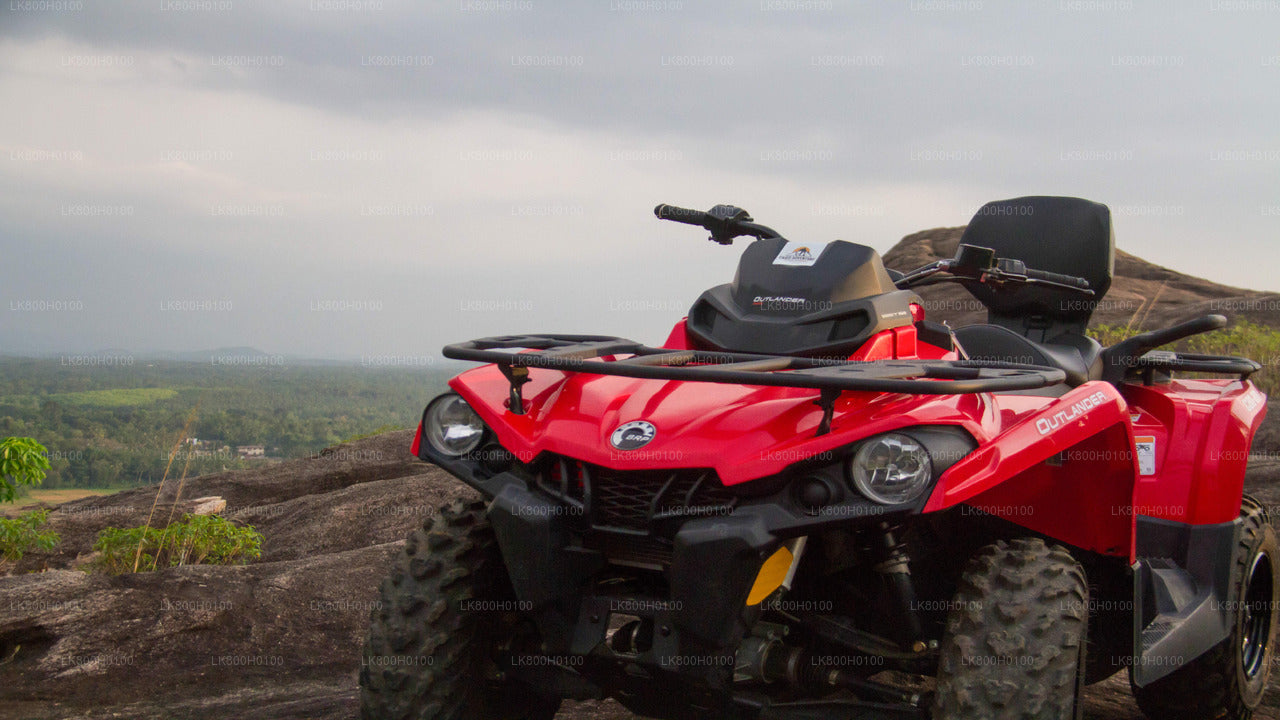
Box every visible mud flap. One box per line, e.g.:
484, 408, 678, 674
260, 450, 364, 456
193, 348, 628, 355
1131, 516, 1239, 686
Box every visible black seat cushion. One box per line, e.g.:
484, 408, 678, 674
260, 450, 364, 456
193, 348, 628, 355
954, 324, 1103, 387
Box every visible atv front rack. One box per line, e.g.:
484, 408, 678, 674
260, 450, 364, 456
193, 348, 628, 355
444, 334, 1068, 421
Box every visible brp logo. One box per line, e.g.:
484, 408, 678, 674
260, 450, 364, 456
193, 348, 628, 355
610, 421, 656, 451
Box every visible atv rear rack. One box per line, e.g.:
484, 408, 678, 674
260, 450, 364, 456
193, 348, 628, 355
444, 334, 1068, 419
1132, 350, 1261, 380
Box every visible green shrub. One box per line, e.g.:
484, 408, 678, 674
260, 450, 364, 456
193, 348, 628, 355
1088, 324, 1133, 348
1091, 319, 1279, 396
0, 437, 51, 503
0, 509, 59, 570
92, 514, 263, 575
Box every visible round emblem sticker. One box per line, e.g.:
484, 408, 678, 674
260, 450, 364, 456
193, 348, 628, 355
610, 421, 656, 451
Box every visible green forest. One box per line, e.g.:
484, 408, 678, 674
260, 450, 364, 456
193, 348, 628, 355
4, 319, 1275, 491
0, 358, 456, 489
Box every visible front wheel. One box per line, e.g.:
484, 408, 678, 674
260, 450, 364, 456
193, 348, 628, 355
359, 498, 561, 720
932, 537, 1089, 720
1131, 495, 1279, 720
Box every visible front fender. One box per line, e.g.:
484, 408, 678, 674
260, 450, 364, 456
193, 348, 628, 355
923, 382, 1132, 512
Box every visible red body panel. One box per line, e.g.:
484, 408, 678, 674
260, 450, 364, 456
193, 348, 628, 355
923, 382, 1137, 556
1124, 379, 1267, 525
923, 382, 1132, 512
662, 320, 951, 361
451, 324, 975, 485
451, 363, 994, 485
445, 321, 1268, 559
661, 320, 694, 350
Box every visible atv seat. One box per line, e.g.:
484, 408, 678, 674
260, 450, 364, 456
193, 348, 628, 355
954, 324, 1103, 386
952, 196, 1115, 389
958, 196, 1114, 341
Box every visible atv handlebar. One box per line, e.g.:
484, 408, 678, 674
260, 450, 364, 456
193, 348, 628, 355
656, 205, 1095, 294
1024, 268, 1092, 291
895, 243, 1095, 296
654, 204, 711, 226
654, 203, 783, 244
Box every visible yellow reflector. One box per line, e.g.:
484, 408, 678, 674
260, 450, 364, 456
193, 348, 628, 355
746, 546, 794, 606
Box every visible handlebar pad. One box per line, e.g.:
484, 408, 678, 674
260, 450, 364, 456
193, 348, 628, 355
1025, 268, 1092, 290
654, 204, 711, 226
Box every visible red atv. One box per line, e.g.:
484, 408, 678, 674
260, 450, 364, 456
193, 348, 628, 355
361, 197, 1274, 720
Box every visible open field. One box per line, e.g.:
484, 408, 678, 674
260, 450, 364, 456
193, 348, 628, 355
3, 488, 117, 516
47, 388, 180, 407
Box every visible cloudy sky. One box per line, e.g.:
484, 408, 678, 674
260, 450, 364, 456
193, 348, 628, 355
1, 0, 1277, 361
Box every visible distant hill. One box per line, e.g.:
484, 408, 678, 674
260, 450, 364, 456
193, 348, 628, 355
147, 346, 275, 363
883, 226, 1280, 332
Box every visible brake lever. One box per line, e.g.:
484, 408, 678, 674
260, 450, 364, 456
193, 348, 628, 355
983, 268, 1096, 296
972, 265, 1013, 286
981, 258, 1027, 286
1023, 278, 1097, 296
894, 260, 949, 289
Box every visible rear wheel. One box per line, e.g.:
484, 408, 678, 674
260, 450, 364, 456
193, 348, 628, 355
359, 498, 561, 720
932, 537, 1088, 720
1131, 495, 1279, 720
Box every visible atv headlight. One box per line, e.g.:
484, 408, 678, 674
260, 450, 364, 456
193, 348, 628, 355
424, 393, 486, 457
847, 433, 933, 505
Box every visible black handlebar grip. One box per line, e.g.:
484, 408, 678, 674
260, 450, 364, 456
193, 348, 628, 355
654, 204, 711, 226
1025, 268, 1092, 290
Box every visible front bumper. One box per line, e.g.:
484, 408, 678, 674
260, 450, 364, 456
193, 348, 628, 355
487, 475, 776, 652
425, 442, 919, 668
416, 418, 975, 685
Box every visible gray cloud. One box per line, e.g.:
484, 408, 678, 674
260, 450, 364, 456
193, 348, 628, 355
1, 0, 1277, 358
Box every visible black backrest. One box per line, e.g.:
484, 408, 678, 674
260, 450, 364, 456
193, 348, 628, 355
960, 196, 1115, 341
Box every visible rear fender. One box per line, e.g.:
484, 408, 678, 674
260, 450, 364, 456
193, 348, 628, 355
1125, 380, 1268, 526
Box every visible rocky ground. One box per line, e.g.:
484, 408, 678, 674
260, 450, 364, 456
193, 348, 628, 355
0, 408, 1277, 720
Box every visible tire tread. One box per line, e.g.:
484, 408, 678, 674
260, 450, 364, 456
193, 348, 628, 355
933, 537, 1089, 720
